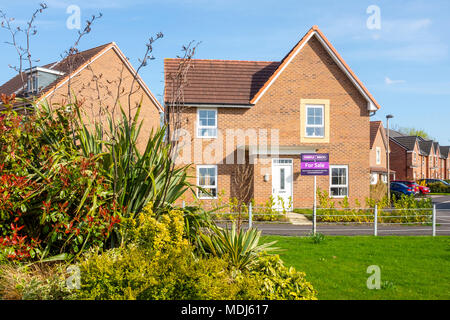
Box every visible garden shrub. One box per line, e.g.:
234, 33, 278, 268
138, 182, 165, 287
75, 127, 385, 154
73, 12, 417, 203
0, 262, 74, 300
73, 205, 316, 300
75, 204, 260, 300
76, 245, 261, 300
0, 98, 119, 261
428, 182, 450, 194
310, 188, 432, 224
245, 254, 317, 300
192, 195, 289, 223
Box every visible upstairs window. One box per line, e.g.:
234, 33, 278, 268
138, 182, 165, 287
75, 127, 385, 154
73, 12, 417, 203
376, 147, 381, 165
197, 109, 217, 138
27, 75, 38, 93
305, 105, 324, 138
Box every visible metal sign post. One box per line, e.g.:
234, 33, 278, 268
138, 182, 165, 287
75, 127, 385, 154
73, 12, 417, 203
301, 153, 330, 235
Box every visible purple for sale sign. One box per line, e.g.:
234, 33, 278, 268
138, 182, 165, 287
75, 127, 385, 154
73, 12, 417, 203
301, 153, 329, 176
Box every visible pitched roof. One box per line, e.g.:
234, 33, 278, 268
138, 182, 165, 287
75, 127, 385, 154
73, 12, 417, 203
0, 43, 112, 97
164, 25, 380, 110
388, 129, 405, 138
164, 59, 279, 105
440, 146, 450, 159
370, 121, 386, 149
0, 43, 163, 112
250, 26, 380, 110
391, 136, 419, 152
433, 142, 440, 156
419, 139, 434, 156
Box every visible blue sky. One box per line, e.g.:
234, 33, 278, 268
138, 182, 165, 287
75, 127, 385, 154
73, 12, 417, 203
1, 0, 449, 144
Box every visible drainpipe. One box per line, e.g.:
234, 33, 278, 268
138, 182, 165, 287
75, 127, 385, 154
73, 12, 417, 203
386, 114, 394, 204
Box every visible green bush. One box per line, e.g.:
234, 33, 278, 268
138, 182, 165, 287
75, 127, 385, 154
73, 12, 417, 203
245, 254, 317, 300
198, 223, 278, 270
428, 182, 450, 194
0, 263, 74, 300
72, 205, 316, 300
76, 245, 262, 300
0, 98, 117, 261
310, 189, 432, 224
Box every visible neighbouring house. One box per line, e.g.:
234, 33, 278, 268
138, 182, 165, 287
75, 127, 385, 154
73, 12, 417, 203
419, 139, 438, 179
388, 128, 450, 181
389, 135, 423, 181
369, 121, 393, 184
440, 146, 450, 179
432, 141, 441, 179
0, 42, 163, 149
164, 25, 381, 208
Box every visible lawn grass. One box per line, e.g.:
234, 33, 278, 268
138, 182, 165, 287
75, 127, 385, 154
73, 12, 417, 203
261, 235, 450, 300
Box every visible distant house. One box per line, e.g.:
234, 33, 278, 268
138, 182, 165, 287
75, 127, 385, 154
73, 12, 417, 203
165, 26, 381, 208
440, 146, 450, 179
388, 131, 449, 181
370, 121, 393, 184
389, 136, 422, 181
0, 42, 163, 149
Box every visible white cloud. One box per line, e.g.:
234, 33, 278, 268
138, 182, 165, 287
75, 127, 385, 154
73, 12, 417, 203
385, 77, 406, 85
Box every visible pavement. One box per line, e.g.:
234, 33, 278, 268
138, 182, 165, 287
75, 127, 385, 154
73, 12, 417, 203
249, 195, 450, 237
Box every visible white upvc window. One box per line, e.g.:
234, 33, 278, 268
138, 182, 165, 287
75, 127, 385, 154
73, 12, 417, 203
27, 75, 38, 93
197, 108, 217, 138
197, 165, 217, 199
376, 147, 381, 165
370, 173, 378, 185
413, 152, 417, 164
330, 165, 348, 198
305, 104, 324, 138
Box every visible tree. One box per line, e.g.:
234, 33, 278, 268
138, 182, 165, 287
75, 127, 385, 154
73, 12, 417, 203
397, 126, 432, 140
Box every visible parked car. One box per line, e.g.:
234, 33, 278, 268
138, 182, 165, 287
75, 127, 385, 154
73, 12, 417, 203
416, 184, 430, 195
390, 182, 415, 198
392, 180, 420, 194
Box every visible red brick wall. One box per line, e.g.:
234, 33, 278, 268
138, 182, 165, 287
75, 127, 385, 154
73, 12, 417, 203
389, 140, 407, 180
176, 35, 372, 208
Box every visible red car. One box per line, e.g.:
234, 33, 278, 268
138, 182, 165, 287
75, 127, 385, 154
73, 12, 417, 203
416, 184, 430, 195
392, 180, 420, 195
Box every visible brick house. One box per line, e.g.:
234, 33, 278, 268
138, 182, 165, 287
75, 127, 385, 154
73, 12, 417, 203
164, 26, 381, 208
432, 142, 441, 179
0, 42, 163, 149
419, 139, 436, 179
389, 136, 422, 180
370, 121, 392, 184
440, 146, 450, 179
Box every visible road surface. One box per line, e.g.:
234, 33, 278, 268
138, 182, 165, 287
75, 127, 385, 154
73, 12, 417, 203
236, 196, 450, 236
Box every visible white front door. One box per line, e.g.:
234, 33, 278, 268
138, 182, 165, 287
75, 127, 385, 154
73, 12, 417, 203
272, 159, 293, 210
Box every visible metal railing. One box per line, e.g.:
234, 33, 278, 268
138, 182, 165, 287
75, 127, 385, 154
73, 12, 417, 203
184, 201, 450, 236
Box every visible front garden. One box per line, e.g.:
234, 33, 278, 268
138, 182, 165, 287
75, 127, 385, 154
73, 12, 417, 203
261, 235, 450, 300
0, 95, 316, 300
